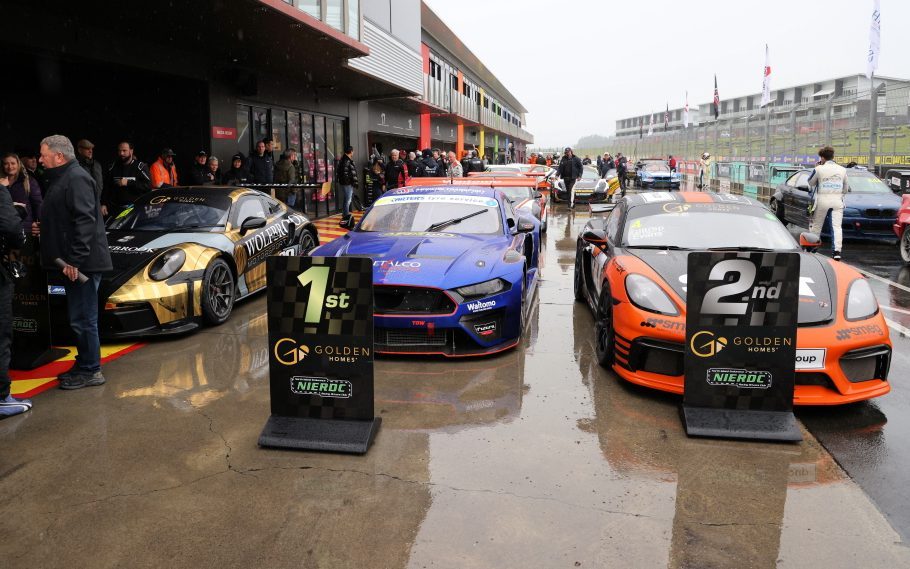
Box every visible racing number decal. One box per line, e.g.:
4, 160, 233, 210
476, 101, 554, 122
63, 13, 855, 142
297, 266, 352, 324
702, 259, 757, 315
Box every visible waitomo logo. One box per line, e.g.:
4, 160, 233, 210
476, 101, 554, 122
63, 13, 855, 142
467, 299, 497, 312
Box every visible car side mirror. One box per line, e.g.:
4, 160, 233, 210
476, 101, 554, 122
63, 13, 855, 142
517, 215, 535, 233
240, 216, 267, 234
582, 228, 609, 245
796, 184, 810, 192
799, 232, 821, 251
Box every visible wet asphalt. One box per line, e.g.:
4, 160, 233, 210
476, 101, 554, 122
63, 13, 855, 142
794, 236, 910, 543
0, 201, 909, 568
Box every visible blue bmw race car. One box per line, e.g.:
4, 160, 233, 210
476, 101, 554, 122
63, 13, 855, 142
312, 186, 540, 356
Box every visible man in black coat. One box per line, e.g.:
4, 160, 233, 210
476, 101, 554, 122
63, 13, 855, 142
557, 147, 584, 208
76, 139, 104, 198
467, 150, 485, 173
416, 148, 440, 177
249, 139, 274, 186
384, 149, 409, 190
188, 150, 213, 186
38, 135, 112, 390
104, 140, 151, 218
405, 151, 421, 179
0, 177, 31, 416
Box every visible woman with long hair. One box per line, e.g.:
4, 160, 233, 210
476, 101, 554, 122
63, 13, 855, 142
0, 153, 43, 233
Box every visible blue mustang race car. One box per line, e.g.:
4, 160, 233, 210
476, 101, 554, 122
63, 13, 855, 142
312, 186, 540, 356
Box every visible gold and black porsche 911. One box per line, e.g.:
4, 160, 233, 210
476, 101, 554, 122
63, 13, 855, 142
96, 186, 318, 338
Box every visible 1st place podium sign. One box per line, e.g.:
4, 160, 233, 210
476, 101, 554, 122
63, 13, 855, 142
682, 251, 802, 442
259, 256, 381, 454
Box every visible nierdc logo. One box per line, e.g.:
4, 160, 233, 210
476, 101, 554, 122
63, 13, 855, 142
466, 299, 497, 312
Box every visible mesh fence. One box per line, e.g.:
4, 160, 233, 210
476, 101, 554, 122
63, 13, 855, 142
582, 84, 910, 176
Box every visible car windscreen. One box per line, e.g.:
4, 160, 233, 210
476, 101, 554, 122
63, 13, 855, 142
624, 202, 798, 250
498, 187, 535, 202
643, 163, 670, 173
581, 167, 599, 180
358, 193, 502, 235
848, 174, 892, 194
108, 194, 231, 231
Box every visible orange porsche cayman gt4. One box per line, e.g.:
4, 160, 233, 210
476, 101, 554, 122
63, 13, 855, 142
574, 191, 891, 405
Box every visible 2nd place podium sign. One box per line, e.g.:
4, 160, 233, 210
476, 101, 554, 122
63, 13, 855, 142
682, 251, 802, 442
259, 256, 381, 454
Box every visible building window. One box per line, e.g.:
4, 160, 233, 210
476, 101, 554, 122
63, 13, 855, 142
298, 0, 320, 19
346, 0, 359, 40
326, 0, 343, 30
451, 74, 459, 90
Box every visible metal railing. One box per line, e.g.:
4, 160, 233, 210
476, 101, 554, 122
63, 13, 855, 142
590, 84, 910, 175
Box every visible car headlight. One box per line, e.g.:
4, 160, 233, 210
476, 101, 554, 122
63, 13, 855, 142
625, 274, 679, 315
595, 180, 607, 193
149, 249, 186, 281
845, 278, 878, 321
455, 278, 508, 299
843, 207, 862, 217
641, 174, 653, 181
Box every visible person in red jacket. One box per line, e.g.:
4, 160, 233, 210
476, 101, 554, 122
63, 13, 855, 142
150, 148, 178, 188
668, 155, 677, 172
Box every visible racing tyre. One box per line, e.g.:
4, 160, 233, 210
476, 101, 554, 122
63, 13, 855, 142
901, 227, 910, 264
574, 249, 585, 302
769, 198, 786, 225
298, 230, 317, 255
202, 258, 235, 326
594, 285, 614, 368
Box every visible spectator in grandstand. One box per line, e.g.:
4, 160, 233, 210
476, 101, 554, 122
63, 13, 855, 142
150, 148, 178, 189
1, 152, 43, 233
38, 134, 111, 390
224, 153, 250, 186
249, 139, 274, 186
104, 141, 151, 217
76, 139, 104, 197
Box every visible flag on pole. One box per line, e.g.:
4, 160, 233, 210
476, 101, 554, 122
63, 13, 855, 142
866, 0, 881, 80
713, 75, 720, 120
664, 104, 670, 129
760, 44, 772, 107
647, 113, 654, 136
639, 116, 643, 139
683, 92, 689, 128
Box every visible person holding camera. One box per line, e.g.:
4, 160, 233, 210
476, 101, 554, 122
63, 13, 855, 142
0, 176, 31, 416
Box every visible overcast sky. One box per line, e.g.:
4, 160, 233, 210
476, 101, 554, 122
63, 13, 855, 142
423, 0, 910, 148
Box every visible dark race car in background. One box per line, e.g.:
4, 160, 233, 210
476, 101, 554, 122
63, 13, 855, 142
771, 167, 900, 243
635, 161, 680, 189
313, 185, 540, 357
70, 187, 319, 338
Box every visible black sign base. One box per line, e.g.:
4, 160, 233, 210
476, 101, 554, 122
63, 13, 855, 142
11, 346, 68, 371
258, 415, 382, 454
681, 406, 802, 442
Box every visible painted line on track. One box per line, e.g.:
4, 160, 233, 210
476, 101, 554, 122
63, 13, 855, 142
851, 265, 910, 294
880, 305, 910, 316
885, 317, 910, 338
841, 264, 910, 335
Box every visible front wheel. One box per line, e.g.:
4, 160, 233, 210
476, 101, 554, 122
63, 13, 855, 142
900, 227, 910, 264
594, 286, 615, 368
574, 248, 586, 302
201, 258, 235, 325
298, 230, 317, 255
